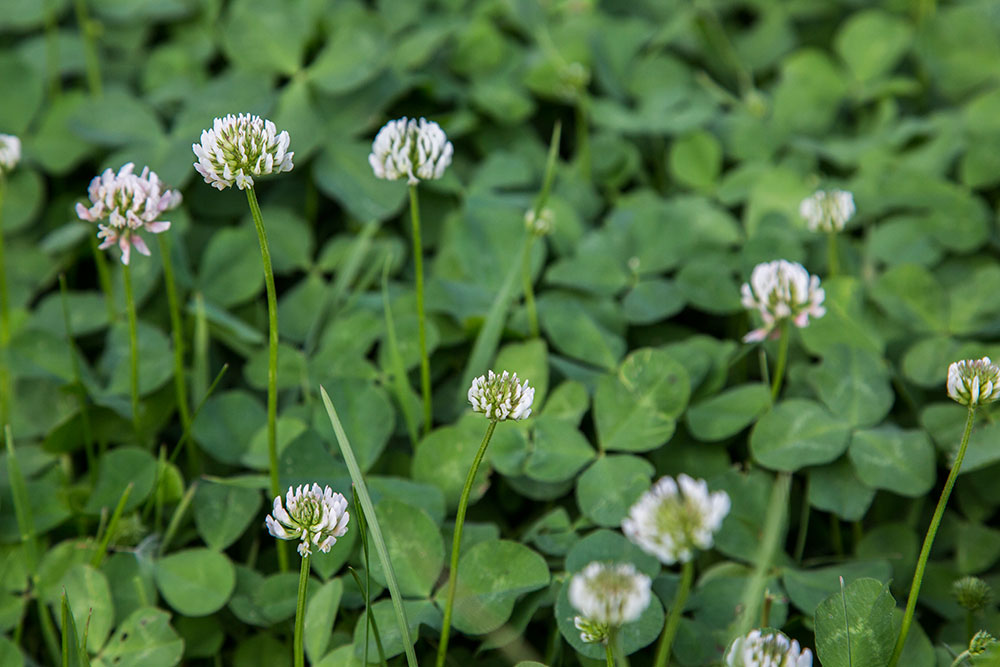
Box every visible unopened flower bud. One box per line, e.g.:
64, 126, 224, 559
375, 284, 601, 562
573, 615, 609, 644
953, 576, 993, 614
524, 207, 554, 236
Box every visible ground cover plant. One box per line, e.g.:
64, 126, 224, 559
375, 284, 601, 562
3, 0, 1000, 665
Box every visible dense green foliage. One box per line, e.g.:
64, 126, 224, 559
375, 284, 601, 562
2, 0, 1000, 665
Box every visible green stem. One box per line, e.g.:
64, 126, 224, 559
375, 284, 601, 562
827, 230, 840, 277
246, 186, 287, 573
605, 638, 615, 667
889, 404, 977, 667
735, 471, 790, 638
794, 475, 811, 563
409, 185, 432, 435
90, 234, 116, 324
436, 419, 498, 667
0, 177, 9, 429
522, 236, 539, 338
72, 0, 101, 96
294, 552, 310, 667
965, 610, 974, 645
950, 650, 972, 667
654, 559, 694, 667
158, 235, 193, 463
122, 260, 140, 437
770, 324, 789, 401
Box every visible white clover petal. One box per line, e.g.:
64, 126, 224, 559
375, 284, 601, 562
468, 370, 535, 422
0, 134, 20, 174
947, 358, 1000, 407
724, 629, 813, 667
369, 117, 452, 185
741, 260, 825, 342
192, 113, 294, 190
265, 483, 350, 558
568, 562, 651, 628
800, 189, 854, 233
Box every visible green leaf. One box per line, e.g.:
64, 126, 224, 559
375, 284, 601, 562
537, 291, 625, 370
368, 500, 443, 598
594, 348, 690, 452
304, 578, 342, 665
351, 599, 437, 662
835, 9, 912, 82
750, 399, 851, 472
93, 607, 184, 667
220, 0, 310, 75
576, 455, 654, 527
61, 564, 113, 654
197, 227, 264, 308
412, 416, 509, 510
438, 540, 549, 635
191, 391, 264, 465
490, 415, 595, 484
956, 521, 1000, 574
565, 529, 660, 579
783, 560, 892, 615
808, 458, 875, 522
494, 339, 550, 410
192, 480, 263, 551
686, 383, 771, 442
848, 426, 936, 497
669, 130, 722, 190
313, 141, 408, 222
84, 447, 156, 515
307, 17, 387, 94
869, 263, 949, 334
808, 344, 894, 428
814, 578, 897, 667
154, 548, 236, 616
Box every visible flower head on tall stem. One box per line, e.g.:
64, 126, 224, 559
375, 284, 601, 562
76, 163, 181, 265
0, 134, 21, 175
369, 117, 453, 185
569, 561, 651, 629
741, 260, 825, 343
265, 484, 350, 557
799, 189, 854, 233
947, 358, 1000, 407
724, 629, 812, 667
525, 207, 555, 236
468, 370, 535, 421
193, 113, 294, 190
623, 474, 731, 565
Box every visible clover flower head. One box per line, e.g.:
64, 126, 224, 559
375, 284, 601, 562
741, 260, 825, 343
724, 629, 813, 667
799, 189, 854, 233
622, 474, 731, 565
947, 357, 1000, 407
0, 134, 21, 174
524, 207, 554, 236
953, 576, 993, 613
468, 370, 535, 421
192, 113, 293, 191
568, 561, 651, 628
573, 616, 609, 645
75, 163, 181, 265
970, 630, 998, 656
265, 483, 350, 557
369, 116, 453, 185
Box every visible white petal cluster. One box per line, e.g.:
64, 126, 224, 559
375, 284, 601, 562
947, 358, 1000, 407
573, 615, 609, 644
799, 189, 855, 233
622, 474, 731, 565
741, 260, 825, 343
568, 562, 651, 627
265, 484, 350, 557
369, 117, 453, 185
193, 113, 293, 191
524, 207, 554, 236
0, 134, 21, 174
468, 370, 535, 421
724, 629, 813, 667
75, 162, 181, 265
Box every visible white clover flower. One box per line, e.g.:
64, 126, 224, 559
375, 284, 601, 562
0, 134, 21, 175
369, 117, 453, 185
568, 562, 651, 628
741, 260, 825, 343
468, 370, 535, 421
622, 474, 731, 565
947, 358, 1000, 407
799, 189, 855, 233
265, 484, 350, 557
192, 113, 293, 191
573, 615, 609, 644
75, 163, 181, 265
524, 207, 554, 236
724, 629, 812, 667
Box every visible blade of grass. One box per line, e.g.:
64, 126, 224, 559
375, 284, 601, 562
382, 256, 419, 448
90, 483, 132, 568
5, 425, 38, 571
159, 481, 198, 557
319, 386, 417, 667
168, 363, 229, 466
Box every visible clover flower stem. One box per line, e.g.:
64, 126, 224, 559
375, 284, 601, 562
437, 419, 498, 667
605, 634, 615, 667
890, 404, 977, 667
122, 261, 141, 437
827, 229, 840, 277
770, 323, 790, 401
246, 186, 288, 572
966, 611, 975, 645
654, 559, 694, 667
0, 178, 9, 429
293, 552, 310, 667
522, 235, 540, 337
950, 649, 972, 667
157, 235, 194, 466
735, 471, 790, 638
72, 0, 102, 96
408, 184, 432, 435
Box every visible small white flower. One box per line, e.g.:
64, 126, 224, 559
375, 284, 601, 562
369, 117, 453, 185
741, 260, 825, 343
724, 629, 812, 667
0, 134, 21, 174
468, 370, 535, 421
568, 561, 651, 627
573, 615, 609, 644
265, 483, 350, 557
622, 474, 730, 565
947, 358, 1000, 407
192, 113, 294, 191
524, 207, 554, 236
75, 163, 181, 265
799, 189, 854, 233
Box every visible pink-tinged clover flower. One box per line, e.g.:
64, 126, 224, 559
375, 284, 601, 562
265, 484, 350, 557
75, 163, 181, 265
741, 260, 825, 343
